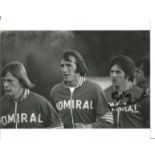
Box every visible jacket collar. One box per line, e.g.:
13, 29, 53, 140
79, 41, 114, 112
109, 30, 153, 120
63, 76, 86, 89
10, 88, 30, 104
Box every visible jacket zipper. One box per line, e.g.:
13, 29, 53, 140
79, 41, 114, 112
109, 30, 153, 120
66, 77, 85, 128
116, 110, 120, 128
12, 89, 29, 128
116, 99, 121, 128
14, 101, 18, 128
70, 89, 75, 128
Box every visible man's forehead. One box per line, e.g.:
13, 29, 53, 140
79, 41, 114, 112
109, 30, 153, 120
111, 64, 123, 70
61, 56, 76, 64
2, 72, 16, 79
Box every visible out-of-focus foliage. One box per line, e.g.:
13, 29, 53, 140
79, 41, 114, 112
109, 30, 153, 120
73, 31, 150, 76
0, 31, 150, 98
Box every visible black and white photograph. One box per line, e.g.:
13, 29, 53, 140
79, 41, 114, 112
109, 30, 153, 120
0, 0, 154, 155
0, 31, 150, 129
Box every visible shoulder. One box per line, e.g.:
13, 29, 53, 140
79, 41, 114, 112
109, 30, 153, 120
50, 83, 64, 93
103, 86, 114, 99
83, 80, 106, 98
102, 86, 113, 101
138, 88, 150, 104
29, 91, 50, 104
29, 91, 56, 112
130, 85, 143, 93
0, 95, 10, 103
128, 85, 144, 99
103, 85, 113, 94
0, 95, 6, 101
84, 80, 102, 90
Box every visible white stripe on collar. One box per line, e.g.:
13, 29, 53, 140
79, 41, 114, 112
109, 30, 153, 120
64, 76, 86, 88
20, 89, 30, 102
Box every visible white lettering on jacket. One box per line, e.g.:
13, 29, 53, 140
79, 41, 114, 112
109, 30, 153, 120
56, 100, 94, 110
0, 113, 43, 126
108, 102, 139, 113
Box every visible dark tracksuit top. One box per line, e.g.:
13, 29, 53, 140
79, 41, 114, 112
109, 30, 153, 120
103, 85, 150, 128
0, 89, 63, 128
50, 77, 113, 128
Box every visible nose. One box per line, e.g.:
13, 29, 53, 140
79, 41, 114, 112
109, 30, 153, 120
111, 71, 117, 78
3, 80, 9, 87
60, 66, 68, 73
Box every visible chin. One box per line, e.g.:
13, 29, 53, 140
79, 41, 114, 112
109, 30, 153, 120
113, 83, 119, 87
112, 81, 118, 85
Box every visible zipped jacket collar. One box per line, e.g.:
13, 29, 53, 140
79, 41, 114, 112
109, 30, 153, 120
63, 76, 86, 89
63, 76, 86, 128
10, 89, 30, 104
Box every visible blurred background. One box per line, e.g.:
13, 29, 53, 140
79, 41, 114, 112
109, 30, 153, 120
0, 31, 150, 99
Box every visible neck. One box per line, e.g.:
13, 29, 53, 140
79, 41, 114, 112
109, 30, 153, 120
12, 88, 25, 101
64, 76, 81, 87
114, 81, 132, 94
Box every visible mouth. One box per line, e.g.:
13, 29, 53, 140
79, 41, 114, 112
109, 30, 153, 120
112, 79, 118, 83
63, 74, 72, 81
63, 74, 70, 78
5, 89, 12, 93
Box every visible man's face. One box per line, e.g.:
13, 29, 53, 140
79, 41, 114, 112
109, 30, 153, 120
135, 65, 146, 86
60, 56, 79, 82
2, 72, 23, 98
110, 64, 127, 87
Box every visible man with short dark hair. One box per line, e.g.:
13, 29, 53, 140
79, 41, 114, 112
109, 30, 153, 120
0, 61, 63, 128
103, 55, 150, 128
50, 49, 113, 128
